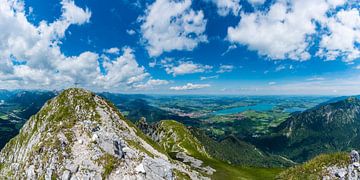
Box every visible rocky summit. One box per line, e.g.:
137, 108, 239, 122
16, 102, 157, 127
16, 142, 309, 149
0, 88, 206, 179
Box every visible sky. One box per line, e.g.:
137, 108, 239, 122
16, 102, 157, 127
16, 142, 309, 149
0, 0, 360, 95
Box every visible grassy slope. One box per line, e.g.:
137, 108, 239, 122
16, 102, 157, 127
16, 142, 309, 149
155, 120, 283, 179
203, 158, 283, 180
278, 152, 349, 179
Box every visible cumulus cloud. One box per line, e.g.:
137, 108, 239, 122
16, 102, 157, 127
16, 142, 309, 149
140, 0, 207, 56
0, 0, 160, 91
247, 0, 266, 6
0, 0, 92, 88
103, 47, 120, 55
126, 29, 136, 35
217, 65, 234, 73
162, 60, 212, 76
209, 0, 241, 16
95, 48, 150, 89
133, 79, 169, 90
227, 0, 354, 61
148, 60, 157, 68
317, 8, 360, 61
61, 0, 91, 25
227, 0, 330, 60
170, 83, 210, 90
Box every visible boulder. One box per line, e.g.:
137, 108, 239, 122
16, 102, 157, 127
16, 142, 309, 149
335, 169, 346, 178
135, 163, 146, 174
351, 150, 359, 163
61, 170, 71, 180
113, 140, 124, 158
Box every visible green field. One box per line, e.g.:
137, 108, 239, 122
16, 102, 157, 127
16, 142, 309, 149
0, 114, 8, 120
205, 158, 284, 180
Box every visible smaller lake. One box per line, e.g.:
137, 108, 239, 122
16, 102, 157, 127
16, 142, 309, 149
283, 107, 306, 113
212, 104, 274, 115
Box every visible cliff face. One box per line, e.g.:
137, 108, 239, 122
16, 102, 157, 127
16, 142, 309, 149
0, 88, 206, 179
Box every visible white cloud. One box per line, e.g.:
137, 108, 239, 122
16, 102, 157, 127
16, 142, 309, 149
140, 0, 207, 56
209, 0, 241, 16
307, 77, 325, 81
163, 61, 212, 76
268, 81, 276, 85
57, 51, 100, 85
148, 60, 157, 68
103, 47, 120, 55
217, 65, 234, 73
0, 0, 157, 91
228, 0, 330, 60
126, 29, 136, 35
262, 76, 360, 95
133, 79, 169, 90
96, 48, 150, 89
275, 65, 286, 72
227, 0, 352, 61
327, 0, 346, 7
0, 0, 92, 87
60, 0, 91, 25
247, 0, 266, 6
317, 8, 360, 61
200, 75, 219, 80
221, 44, 237, 56
170, 83, 210, 90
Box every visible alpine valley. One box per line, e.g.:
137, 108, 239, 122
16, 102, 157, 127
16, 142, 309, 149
0, 88, 359, 179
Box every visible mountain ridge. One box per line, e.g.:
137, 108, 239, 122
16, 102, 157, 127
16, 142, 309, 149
0, 88, 206, 179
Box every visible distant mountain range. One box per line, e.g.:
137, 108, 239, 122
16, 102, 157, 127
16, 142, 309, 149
255, 96, 360, 162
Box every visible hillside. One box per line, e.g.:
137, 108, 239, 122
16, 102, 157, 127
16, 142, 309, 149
256, 97, 360, 162
0, 91, 56, 149
138, 119, 284, 179
190, 128, 294, 168
0, 88, 206, 179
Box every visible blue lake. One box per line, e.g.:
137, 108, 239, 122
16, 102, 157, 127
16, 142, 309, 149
212, 104, 275, 115
283, 107, 306, 113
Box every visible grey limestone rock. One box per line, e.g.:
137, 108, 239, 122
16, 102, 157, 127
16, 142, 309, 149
351, 150, 360, 163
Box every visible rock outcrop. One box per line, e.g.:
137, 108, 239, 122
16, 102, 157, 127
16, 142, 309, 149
324, 150, 360, 180
0, 88, 207, 179
278, 150, 360, 179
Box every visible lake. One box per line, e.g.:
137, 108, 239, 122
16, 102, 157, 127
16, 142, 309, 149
283, 107, 306, 113
212, 104, 275, 115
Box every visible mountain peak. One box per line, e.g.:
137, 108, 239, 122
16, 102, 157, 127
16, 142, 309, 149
0, 88, 206, 179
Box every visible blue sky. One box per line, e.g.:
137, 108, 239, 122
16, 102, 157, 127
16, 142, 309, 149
0, 0, 360, 95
